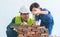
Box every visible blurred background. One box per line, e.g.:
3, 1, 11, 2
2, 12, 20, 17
0, 0, 60, 37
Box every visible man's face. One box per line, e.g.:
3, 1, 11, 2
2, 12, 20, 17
21, 13, 29, 21
31, 8, 40, 16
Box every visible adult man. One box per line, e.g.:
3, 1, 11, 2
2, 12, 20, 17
6, 6, 34, 37
30, 2, 54, 35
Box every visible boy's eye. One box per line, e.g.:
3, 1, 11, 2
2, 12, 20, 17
34, 10, 37, 11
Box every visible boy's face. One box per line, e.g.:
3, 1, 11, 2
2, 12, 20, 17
31, 7, 40, 16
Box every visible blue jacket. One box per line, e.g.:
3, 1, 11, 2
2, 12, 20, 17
35, 8, 54, 35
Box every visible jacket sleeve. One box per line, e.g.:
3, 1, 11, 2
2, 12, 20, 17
35, 16, 39, 21
6, 17, 15, 30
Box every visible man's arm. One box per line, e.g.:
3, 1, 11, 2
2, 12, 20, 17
7, 17, 15, 29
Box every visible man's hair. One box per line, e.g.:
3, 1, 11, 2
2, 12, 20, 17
30, 2, 40, 11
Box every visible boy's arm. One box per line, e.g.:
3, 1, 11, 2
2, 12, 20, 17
40, 11, 48, 14
40, 8, 50, 14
